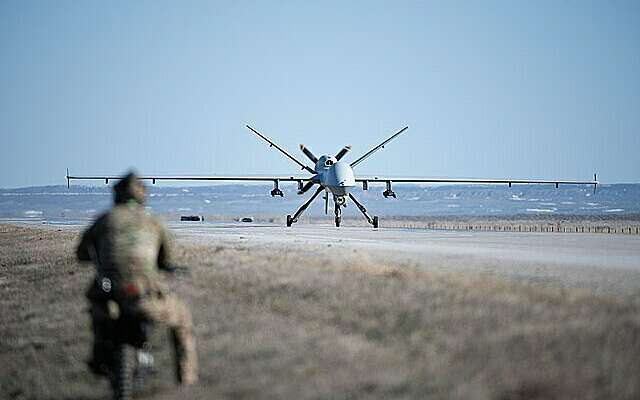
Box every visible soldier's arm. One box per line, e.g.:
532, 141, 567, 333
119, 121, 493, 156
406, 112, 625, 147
76, 214, 106, 262
157, 219, 176, 271
76, 223, 97, 262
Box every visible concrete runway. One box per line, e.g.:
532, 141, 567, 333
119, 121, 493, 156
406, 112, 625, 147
172, 222, 640, 296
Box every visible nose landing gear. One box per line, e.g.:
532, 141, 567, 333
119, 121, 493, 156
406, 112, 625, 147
334, 203, 342, 227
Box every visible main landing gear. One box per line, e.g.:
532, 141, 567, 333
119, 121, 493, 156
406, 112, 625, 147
285, 189, 379, 228
348, 193, 378, 228
286, 186, 324, 227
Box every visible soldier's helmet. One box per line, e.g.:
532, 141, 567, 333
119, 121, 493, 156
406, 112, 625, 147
114, 171, 145, 205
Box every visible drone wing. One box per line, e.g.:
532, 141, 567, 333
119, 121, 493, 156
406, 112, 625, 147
354, 175, 599, 194
65, 170, 315, 194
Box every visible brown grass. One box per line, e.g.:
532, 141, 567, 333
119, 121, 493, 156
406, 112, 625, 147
1, 224, 639, 400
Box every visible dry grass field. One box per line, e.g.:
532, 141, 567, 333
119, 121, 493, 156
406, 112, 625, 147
1, 224, 639, 399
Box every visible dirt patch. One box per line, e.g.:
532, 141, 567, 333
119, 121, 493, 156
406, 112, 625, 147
1, 224, 639, 399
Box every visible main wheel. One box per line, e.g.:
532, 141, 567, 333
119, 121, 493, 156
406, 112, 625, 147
335, 216, 341, 227
286, 215, 293, 227
372, 216, 379, 229
111, 345, 135, 400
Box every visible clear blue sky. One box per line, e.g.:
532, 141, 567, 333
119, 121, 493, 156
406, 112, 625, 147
1, 1, 639, 188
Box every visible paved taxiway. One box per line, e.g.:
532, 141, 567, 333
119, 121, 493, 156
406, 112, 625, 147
172, 222, 640, 296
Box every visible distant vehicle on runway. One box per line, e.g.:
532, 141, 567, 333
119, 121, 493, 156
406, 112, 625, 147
67, 125, 598, 227
180, 215, 203, 222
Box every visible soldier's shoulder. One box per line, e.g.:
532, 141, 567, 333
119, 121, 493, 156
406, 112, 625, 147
81, 211, 111, 237
143, 210, 169, 229
92, 210, 112, 227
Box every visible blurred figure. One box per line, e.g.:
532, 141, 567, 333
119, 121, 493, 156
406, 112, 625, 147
76, 172, 198, 385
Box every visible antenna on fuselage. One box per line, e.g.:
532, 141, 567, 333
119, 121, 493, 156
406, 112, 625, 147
350, 126, 409, 168
246, 125, 315, 174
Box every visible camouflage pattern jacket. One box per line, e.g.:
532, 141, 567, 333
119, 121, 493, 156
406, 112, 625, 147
77, 201, 174, 302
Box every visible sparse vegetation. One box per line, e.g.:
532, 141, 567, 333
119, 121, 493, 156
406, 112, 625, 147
1, 224, 639, 399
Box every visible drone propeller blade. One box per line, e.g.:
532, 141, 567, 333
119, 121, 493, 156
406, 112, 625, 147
298, 181, 315, 195
299, 144, 319, 163
335, 145, 351, 161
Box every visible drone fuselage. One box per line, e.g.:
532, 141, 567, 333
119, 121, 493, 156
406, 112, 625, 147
316, 157, 356, 197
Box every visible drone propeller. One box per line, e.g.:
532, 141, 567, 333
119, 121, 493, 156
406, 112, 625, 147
298, 181, 316, 195
299, 144, 318, 163
335, 145, 351, 161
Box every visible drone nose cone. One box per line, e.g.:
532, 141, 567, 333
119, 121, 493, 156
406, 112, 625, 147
331, 161, 356, 187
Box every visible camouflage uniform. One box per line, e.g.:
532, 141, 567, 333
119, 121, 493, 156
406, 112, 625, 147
77, 173, 197, 385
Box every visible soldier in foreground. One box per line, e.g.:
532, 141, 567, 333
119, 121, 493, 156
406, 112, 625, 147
76, 172, 198, 386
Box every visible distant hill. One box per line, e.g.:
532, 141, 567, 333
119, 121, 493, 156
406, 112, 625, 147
1, 183, 638, 221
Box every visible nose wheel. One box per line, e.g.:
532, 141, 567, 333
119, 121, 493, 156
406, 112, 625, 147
334, 203, 342, 227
